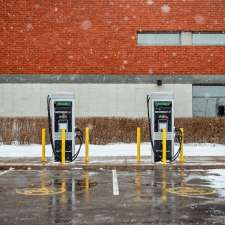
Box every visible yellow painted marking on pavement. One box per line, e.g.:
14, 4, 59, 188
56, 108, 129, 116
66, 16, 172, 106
16, 186, 66, 196
166, 186, 216, 198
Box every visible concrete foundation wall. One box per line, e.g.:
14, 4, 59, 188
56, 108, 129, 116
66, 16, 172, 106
0, 83, 192, 118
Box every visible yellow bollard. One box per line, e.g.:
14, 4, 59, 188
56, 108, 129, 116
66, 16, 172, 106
180, 128, 184, 163
85, 127, 89, 163
61, 129, 66, 165
136, 127, 141, 162
41, 128, 46, 163
162, 128, 167, 166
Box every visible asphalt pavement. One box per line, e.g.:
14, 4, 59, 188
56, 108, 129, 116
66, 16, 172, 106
1, 168, 225, 225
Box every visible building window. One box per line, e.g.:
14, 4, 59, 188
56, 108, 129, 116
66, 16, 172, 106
137, 32, 225, 46
193, 32, 225, 45
193, 85, 225, 117
137, 32, 181, 46
217, 104, 225, 117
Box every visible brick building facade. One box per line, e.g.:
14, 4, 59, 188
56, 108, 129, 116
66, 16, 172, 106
0, 0, 225, 117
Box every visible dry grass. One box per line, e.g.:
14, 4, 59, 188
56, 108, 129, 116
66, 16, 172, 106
0, 117, 225, 144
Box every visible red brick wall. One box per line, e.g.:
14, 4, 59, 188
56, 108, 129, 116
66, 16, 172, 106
0, 0, 225, 75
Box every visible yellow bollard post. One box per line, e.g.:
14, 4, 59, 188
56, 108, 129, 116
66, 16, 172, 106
180, 128, 184, 163
61, 129, 66, 165
136, 127, 141, 162
85, 127, 89, 163
162, 128, 167, 166
41, 128, 46, 163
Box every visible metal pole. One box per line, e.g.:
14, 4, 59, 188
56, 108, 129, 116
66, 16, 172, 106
41, 128, 46, 163
137, 127, 141, 162
162, 128, 167, 166
180, 128, 184, 163
61, 129, 66, 165
85, 127, 89, 163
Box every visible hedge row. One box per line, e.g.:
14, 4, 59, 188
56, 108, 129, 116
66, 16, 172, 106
0, 117, 224, 145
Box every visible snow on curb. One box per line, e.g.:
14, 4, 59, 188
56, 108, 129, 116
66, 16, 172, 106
0, 143, 225, 157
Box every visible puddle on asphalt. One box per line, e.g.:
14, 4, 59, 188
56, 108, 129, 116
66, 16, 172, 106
179, 169, 225, 197
16, 171, 98, 197
53, 178, 97, 192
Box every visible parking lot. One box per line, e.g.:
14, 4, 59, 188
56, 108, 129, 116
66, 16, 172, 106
1, 168, 225, 225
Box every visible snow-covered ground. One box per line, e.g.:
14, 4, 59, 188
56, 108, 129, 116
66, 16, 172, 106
0, 143, 225, 157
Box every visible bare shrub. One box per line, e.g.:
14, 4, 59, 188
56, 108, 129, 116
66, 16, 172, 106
0, 117, 224, 145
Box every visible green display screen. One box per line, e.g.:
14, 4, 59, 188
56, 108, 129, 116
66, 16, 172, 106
55, 101, 72, 107
154, 101, 172, 110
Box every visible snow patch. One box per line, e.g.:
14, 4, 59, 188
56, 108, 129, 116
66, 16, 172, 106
0, 143, 225, 158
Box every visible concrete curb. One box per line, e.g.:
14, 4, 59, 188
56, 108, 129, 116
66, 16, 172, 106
1, 163, 225, 171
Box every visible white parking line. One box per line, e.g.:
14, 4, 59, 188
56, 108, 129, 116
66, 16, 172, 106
0, 168, 14, 176
112, 169, 119, 196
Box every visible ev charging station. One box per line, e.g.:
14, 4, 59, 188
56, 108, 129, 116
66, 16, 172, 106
47, 93, 83, 162
147, 92, 182, 163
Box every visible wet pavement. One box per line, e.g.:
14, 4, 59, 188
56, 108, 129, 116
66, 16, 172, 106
1, 168, 225, 225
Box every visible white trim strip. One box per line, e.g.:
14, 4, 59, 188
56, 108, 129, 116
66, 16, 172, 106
112, 169, 119, 196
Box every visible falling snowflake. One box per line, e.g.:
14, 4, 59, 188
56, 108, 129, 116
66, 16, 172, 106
194, 15, 205, 24
172, 52, 177, 57
147, 0, 154, 5
26, 23, 33, 31
123, 60, 128, 64
80, 20, 92, 30
68, 55, 74, 60
124, 16, 129, 21
120, 65, 125, 70
148, 68, 153, 74
54, 7, 58, 12
87, 123, 94, 130
161, 4, 171, 13
34, 4, 40, 9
